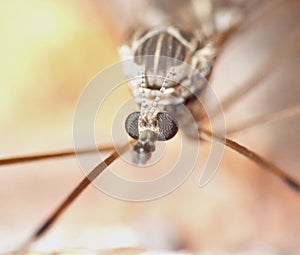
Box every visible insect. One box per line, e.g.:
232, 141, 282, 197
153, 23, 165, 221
1, 0, 300, 253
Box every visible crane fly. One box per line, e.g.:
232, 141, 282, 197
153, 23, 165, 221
1, 0, 300, 253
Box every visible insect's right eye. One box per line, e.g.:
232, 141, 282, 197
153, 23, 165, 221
156, 112, 178, 141
125, 112, 140, 140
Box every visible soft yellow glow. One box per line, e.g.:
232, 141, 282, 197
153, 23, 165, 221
0, 0, 118, 133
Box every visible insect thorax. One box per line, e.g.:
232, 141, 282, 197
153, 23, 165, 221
119, 26, 216, 111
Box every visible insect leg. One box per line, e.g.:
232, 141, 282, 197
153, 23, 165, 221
17, 143, 130, 252
199, 128, 300, 192
0, 145, 114, 166
227, 104, 300, 135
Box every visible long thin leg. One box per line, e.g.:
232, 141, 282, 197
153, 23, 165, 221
227, 104, 300, 135
18, 143, 130, 252
199, 128, 300, 192
202, 26, 300, 122
0, 145, 114, 166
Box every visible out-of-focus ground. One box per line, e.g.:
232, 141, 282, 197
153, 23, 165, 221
0, 0, 300, 254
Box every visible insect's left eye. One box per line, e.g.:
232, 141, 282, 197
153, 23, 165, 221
156, 112, 178, 141
125, 111, 140, 140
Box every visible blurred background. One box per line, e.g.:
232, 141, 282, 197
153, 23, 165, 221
0, 0, 300, 254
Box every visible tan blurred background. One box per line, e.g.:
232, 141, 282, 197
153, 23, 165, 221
0, 0, 300, 254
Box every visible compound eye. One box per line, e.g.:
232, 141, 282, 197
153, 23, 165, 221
125, 112, 140, 140
157, 112, 178, 141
